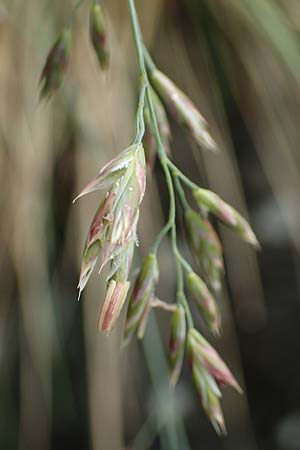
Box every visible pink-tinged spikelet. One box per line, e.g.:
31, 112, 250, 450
168, 305, 186, 386
40, 28, 72, 100
151, 69, 217, 152
187, 328, 241, 434
186, 272, 221, 336
189, 329, 242, 393
99, 280, 130, 332
89, 1, 109, 70
123, 253, 159, 345
193, 188, 260, 248
185, 208, 224, 291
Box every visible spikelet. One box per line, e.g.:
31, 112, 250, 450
186, 272, 221, 335
193, 188, 260, 248
168, 305, 186, 386
40, 28, 72, 100
89, 0, 110, 70
151, 69, 216, 152
123, 253, 159, 345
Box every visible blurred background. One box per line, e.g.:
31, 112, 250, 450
1, 0, 300, 449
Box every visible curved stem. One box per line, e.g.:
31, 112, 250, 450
166, 159, 199, 191
174, 176, 190, 211
177, 252, 193, 273
128, 0, 147, 80
178, 292, 193, 329
151, 220, 172, 254
127, 0, 194, 327
128, 0, 147, 144
67, 0, 83, 27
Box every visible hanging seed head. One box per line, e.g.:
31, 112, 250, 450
99, 280, 130, 333
192, 188, 260, 249
123, 253, 159, 345
168, 305, 186, 386
151, 69, 216, 152
189, 328, 242, 393
185, 208, 224, 291
89, 0, 109, 70
76, 144, 146, 308
186, 272, 221, 335
40, 28, 72, 100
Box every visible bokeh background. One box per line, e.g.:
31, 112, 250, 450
1, 0, 300, 449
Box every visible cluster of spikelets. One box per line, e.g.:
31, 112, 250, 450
39, 0, 260, 435
40, 0, 108, 100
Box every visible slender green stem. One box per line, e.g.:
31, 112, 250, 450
127, 0, 194, 327
177, 253, 193, 273
171, 221, 184, 295
128, 0, 171, 248
143, 46, 157, 74
128, 0, 148, 144
151, 162, 175, 247
127, 8, 188, 445
128, 0, 147, 80
178, 292, 194, 329
167, 159, 199, 191
67, 0, 83, 27
146, 91, 193, 319
151, 221, 172, 254
174, 176, 190, 211
171, 230, 194, 328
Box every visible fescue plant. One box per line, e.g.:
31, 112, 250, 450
40, 0, 259, 435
